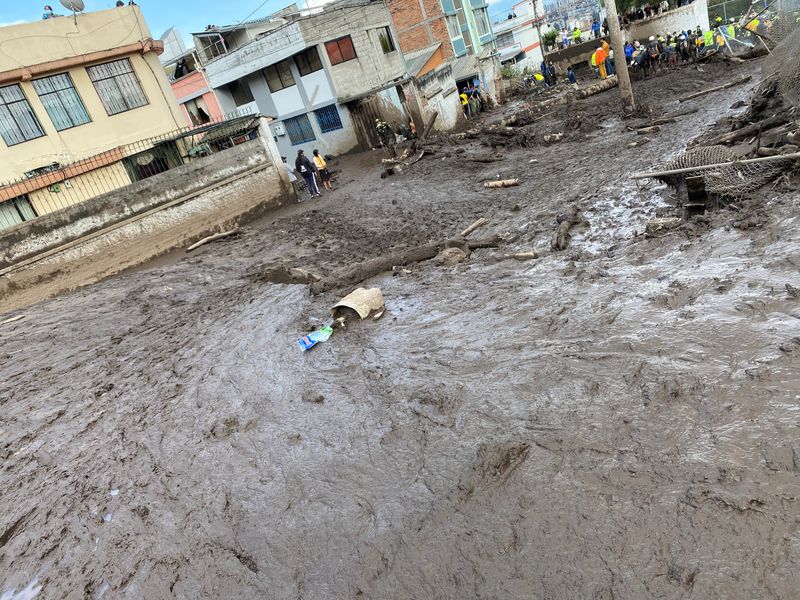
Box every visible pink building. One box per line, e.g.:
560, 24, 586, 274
164, 51, 224, 127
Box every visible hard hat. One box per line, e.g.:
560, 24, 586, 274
649, 35, 655, 40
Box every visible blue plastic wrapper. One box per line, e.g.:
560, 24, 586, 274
297, 326, 334, 352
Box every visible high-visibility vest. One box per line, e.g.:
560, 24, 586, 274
704, 30, 714, 45
727, 24, 735, 37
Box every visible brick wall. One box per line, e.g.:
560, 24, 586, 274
386, 0, 454, 59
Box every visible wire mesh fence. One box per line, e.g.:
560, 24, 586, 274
0, 111, 263, 232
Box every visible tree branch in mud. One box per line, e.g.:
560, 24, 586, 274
186, 229, 241, 252
460, 218, 489, 238
678, 75, 752, 103
704, 113, 792, 146
551, 207, 586, 251
576, 76, 619, 99
309, 235, 503, 294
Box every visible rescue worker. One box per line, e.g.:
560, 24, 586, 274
594, 46, 608, 79
573, 27, 583, 44
703, 27, 715, 50
727, 18, 736, 38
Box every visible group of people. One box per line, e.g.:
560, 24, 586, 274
591, 40, 616, 79
624, 21, 739, 73
459, 84, 487, 119
286, 149, 333, 199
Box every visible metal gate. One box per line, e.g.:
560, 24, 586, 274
346, 96, 384, 151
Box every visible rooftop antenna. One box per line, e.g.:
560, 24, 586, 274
59, 0, 85, 25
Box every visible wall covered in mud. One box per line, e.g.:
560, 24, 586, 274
0, 136, 295, 312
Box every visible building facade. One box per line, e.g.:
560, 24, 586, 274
195, 0, 410, 158
493, 0, 546, 69
160, 30, 225, 128
0, 6, 186, 228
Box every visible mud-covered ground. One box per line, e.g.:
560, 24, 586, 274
3, 59, 800, 599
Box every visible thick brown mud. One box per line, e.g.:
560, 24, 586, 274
3, 59, 800, 599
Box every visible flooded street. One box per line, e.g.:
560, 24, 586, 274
3, 59, 800, 599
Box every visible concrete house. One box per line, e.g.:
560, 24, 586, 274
493, 0, 546, 69
0, 6, 186, 229
160, 29, 225, 128
195, 0, 410, 157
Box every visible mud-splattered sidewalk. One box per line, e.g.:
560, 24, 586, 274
3, 60, 800, 599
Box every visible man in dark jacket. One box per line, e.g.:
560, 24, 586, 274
295, 149, 320, 198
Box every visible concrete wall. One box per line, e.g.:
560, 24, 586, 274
0, 136, 295, 312
626, 0, 710, 42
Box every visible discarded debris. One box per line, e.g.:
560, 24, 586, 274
186, 228, 241, 252
637, 126, 661, 135
632, 152, 800, 180
484, 179, 520, 189
460, 217, 489, 238
645, 217, 683, 235
0, 315, 24, 326
434, 247, 469, 266
511, 251, 538, 261
576, 75, 618, 99
332, 287, 385, 321
297, 326, 334, 352
628, 137, 651, 148
678, 75, 752, 103
543, 133, 564, 143
551, 207, 586, 251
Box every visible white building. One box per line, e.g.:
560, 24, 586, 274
195, 0, 410, 157
493, 0, 546, 69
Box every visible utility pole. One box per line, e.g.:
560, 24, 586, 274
531, 0, 544, 61
602, 0, 636, 113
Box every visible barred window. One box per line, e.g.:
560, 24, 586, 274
32, 73, 91, 131
314, 104, 343, 133
284, 114, 316, 145
86, 59, 148, 116
0, 85, 45, 146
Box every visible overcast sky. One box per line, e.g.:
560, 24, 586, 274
2, 0, 518, 39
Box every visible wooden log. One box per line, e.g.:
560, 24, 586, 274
678, 75, 752, 103
637, 126, 661, 135
511, 251, 539, 261
460, 217, 489, 238
186, 229, 240, 252
421, 111, 439, 139
551, 207, 585, 251
705, 113, 792, 146
576, 76, 618, 99
310, 235, 503, 294
631, 151, 800, 180
647, 117, 675, 127
484, 179, 520, 189
1, 315, 24, 326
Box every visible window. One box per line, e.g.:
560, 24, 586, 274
0, 85, 45, 146
445, 15, 460, 39
378, 27, 396, 53
314, 104, 343, 133
0, 195, 38, 231
265, 60, 296, 93
184, 97, 211, 126
325, 36, 357, 65
474, 7, 491, 37
87, 59, 148, 116
284, 114, 316, 145
496, 31, 514, 48
122, 142, 182, 182
32, 74, 91, 131
295, 47, 323, 76
225, 80, 254, 107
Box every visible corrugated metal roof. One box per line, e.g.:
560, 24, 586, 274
451, 54, 479, 83
404, 44, 441, 77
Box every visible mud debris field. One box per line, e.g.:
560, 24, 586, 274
3, 59, 800, 599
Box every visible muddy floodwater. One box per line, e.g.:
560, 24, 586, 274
2, 60, 800, 599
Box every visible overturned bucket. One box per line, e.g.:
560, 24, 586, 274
332, 288, 384, 321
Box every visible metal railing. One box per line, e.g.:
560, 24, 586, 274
0, 111, 262, 232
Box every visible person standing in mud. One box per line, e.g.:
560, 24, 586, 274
295, 149, 320, 198
312, 149, 333, 191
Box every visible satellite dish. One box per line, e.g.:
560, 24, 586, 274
59, 0, 85, 11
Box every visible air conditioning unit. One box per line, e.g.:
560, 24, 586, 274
273, 123, 286, 136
